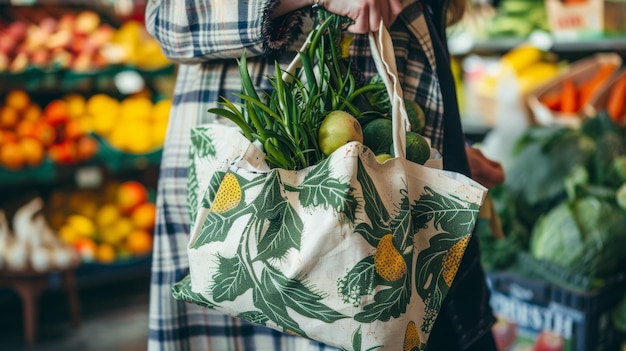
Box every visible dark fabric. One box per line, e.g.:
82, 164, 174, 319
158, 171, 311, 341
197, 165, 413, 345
423, 3, 470, 177
421, 3, 498, 351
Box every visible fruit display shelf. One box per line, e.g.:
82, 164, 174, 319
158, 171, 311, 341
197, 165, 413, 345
0, 144, 163, 187
0, 63, 176, 93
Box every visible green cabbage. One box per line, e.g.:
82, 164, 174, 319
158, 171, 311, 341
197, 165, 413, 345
530, 196, 626, 280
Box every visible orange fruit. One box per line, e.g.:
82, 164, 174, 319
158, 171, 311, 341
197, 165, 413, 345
19, 137, 45, 167
0, 142, 24, 170
5, 90, 30, 112
44, 99, 69, 125
94, 243, 117, 264
125, 229, 153, 256
23, 103, 42, 122
16, 119, 37, 139
64, 119, 83, 140
48, 140, 77, 164
0, 130, 18, 145
76, 136, 99, 161
0, 106, 20, 128
33, 122, 57, 147
116, 181, 148, 214
130, 202, 156, 230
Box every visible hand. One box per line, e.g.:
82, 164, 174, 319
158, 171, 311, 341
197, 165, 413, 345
465, 146, 505, 189
322, 0, 404, 34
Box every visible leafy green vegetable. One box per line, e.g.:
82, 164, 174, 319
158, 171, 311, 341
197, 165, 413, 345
208, 11, 373, 170
530, 196, 626, 281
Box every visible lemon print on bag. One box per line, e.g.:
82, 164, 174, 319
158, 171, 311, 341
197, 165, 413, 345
403, 321, 421, 351
374, 234, 407, 282
210, 173, 242, 214
442, 234, 471, 287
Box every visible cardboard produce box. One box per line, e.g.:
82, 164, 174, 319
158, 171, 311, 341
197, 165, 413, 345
526, 53, 622, 127
546, 0, 626, 38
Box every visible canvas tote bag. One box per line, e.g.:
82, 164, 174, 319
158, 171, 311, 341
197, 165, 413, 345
172, 24, 487, 351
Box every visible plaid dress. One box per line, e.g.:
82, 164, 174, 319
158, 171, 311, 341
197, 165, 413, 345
145, 1, 456, 350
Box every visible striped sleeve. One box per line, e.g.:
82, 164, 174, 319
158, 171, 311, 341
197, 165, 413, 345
145, 0, 305, 63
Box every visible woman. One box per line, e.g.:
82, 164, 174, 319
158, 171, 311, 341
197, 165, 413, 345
145, 0, 503, 350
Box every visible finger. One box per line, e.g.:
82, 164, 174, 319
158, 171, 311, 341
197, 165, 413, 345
380, 2, 391, 27
389, 0, 403, 24
347, 14, 368, 34
369, 3, 382, 32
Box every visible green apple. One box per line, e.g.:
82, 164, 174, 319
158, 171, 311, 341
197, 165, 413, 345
318, 110, 363, 156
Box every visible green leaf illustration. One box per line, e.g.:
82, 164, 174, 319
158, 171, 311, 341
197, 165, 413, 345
352, 325, 362, 351
253, 171, 286, 209
188, 144, 200, 222
204, 170, 226, 209
191, 126, 216, 158
390, 188, 413, 250
171, 275, 216, 309
353, 159, 391, 247
414, 233, 456, 333
337, 256, 376, 306
265, 265, 347, 323
191, 212, 236, 249
294, 162, 358, 222
353, 272, 411, 322
254, 269, 307, 337
254, 201, 303, 262
237, 311, 270, 325
211, 254, 254, 302
412, 187, 479, 236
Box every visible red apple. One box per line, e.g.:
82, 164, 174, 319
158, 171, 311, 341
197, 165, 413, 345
48, 140, 78, 164
492, 317, 517, 351
116, 181, 149, 213
533, 331, 564, 351
38, 17, 58, 34
7, 22, 27, 42
0, 35, 17, 55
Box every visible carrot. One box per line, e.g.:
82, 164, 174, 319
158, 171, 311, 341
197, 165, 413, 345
540, 92, 562, 111
561, 78, 578, 113
607, 74, 626, 122
579, 63, 615, 107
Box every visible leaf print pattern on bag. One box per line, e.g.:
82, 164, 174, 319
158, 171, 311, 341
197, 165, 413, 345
411, 188, 480, 334
442, 234, 470, 287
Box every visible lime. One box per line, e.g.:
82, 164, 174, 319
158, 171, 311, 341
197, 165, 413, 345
362, 118, 393, 155
318, 111, 363, 156
375, 153, 392, 163
391, 132, 430, 165
404, 99, 425, 133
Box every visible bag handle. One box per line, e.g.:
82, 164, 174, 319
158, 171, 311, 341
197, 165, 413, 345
368, 25, 409, 159
283, 23, 410, 159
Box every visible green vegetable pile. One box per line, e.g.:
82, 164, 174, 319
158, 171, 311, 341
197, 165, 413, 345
480, 112, 626, 290
209, 10, 431, 170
